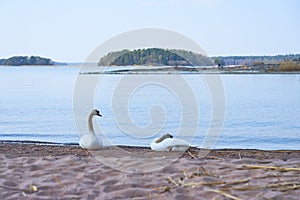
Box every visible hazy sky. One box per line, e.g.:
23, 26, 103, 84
1, 0, 299, 62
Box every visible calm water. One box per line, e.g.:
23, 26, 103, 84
0, 66, 299, 149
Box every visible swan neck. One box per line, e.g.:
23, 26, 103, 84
156, 136, 166, 143
88, 113, 95, 134
156, 134, 172, 143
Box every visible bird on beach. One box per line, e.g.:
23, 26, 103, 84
150, 133, 191, 151
79, 109, 103, 149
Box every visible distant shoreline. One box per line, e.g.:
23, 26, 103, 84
81, 66, 300, 75
1, 64, 300, 74
1, 52, 300, 68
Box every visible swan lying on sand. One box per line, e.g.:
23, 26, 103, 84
151, 133, 190, 151
79, 109, 103, 149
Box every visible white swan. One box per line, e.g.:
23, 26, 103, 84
79, 109, 103, 149
150, 133, 190, 151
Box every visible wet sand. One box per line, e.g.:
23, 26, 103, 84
0, 142, 299, 199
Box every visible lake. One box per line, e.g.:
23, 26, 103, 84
0, 66, 299, 150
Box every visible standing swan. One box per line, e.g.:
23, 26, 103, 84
151, 133, 190, 151
79, 109, 103, 149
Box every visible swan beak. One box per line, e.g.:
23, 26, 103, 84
97, 113, 102, 117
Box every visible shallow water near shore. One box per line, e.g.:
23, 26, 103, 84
0, 66, 299, 149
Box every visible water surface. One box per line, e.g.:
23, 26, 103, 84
0, 66, 299, 149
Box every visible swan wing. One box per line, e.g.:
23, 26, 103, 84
79, 134, 102, 149
151, 138, 190, 151
151, 138, 172, 151
168, 138, 190, 151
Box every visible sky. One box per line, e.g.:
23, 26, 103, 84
0, 0, 299, 62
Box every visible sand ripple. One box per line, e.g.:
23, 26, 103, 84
0, 144, 299, 199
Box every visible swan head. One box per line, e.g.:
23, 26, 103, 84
155, 133, 173, 143
91, 109, 102, 117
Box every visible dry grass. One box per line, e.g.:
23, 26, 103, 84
242, 165, 300, 172
279, 61, 300, 71
152, 164, 300, 199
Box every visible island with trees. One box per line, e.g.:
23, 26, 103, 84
98, 48, 213, 66
1, 52, 299, 73
97, 48, 300, 73
0, 56, 58, 66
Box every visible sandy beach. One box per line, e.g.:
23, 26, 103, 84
0, 142, 299, 199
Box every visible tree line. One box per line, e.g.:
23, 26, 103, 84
98, 48, 213, 66
0, 56, 53, 66
212, 54, 300, 66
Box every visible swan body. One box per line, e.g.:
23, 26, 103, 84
79, 109, 103, 149
151, 134, 190, 151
